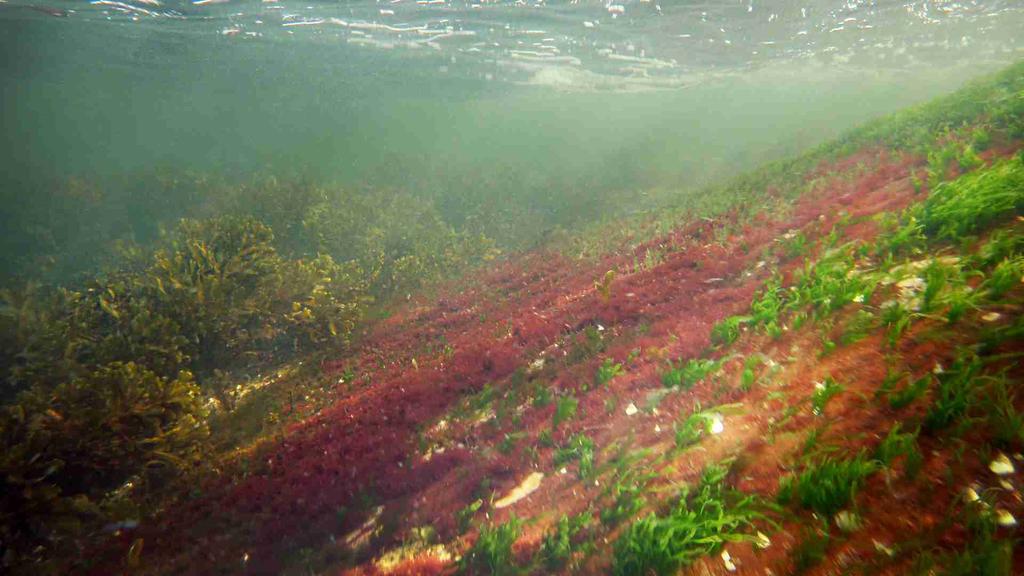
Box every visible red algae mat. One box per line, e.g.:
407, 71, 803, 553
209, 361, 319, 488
96, 148, 1022, 575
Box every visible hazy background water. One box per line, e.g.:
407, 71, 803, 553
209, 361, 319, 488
1, 0, 1023, 272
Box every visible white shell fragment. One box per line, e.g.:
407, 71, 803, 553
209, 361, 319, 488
965, 486, 981, 503
896, 277, 925, 292
494, 472, 544, 509
996, 509, 1017, 527
835, 510, 861, 532
721, 549, 737, 572
528, 357, 545, 373
990, 453, 1015, 476
710, 414, 725, 435
873, 539, 895, 557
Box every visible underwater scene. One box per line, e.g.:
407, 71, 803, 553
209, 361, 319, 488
2, 0, 1024, 574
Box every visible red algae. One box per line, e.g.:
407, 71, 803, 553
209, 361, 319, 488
88, 147, 1024, 575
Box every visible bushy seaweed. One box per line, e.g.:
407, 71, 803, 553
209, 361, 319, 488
537, 513, 591, 571
601, 465, 656, 527
811, 376, 844, 416
777, 452, 877, 517
750, 276, 785, 335
789, 522, 832, 574
923, 352, 983, 434
874, 423, 923, 479
459, 516, 522, 576
788, 248, 872, 320
612, 464, 770, 576
985, 372, 1024, 449
919, 156, 1024, 242
3, 217, 368, 400
0, 216, 372, 563
595, 357, 624, 388
662, 357, 721, 390
710, 315, 749, 347
887, 374, 931, 410
554, 434, 596, 479
553, 395, 579, 428
910, 503, 1016, 576
982, 256, 1024, 300
674, 403, 721, 449
0, 362, 207, 566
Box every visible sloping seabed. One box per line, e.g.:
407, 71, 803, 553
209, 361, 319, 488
8, 62, 1024, 575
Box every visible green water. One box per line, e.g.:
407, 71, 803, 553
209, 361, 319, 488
1, 0, 1023, 278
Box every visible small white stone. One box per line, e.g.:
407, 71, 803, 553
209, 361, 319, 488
982, 312, 1002, 322
654, 424, 662, 433
990, 453, 1015, 476
559, 467, 568, 475
625, 403, 639, 416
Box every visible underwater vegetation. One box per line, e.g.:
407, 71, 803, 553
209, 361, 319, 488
0, 216, 373, 565
0, 173, 500, 301
0, 362, 206, 567
458, 516, 522, 576
1, 55, 1023, 576
612, 463, 773, 576
777, 452, 878, 517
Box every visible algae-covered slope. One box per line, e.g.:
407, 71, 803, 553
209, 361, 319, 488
6, 62, 1024, 575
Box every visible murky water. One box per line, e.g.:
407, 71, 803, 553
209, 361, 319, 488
2, 0, 1022, 186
